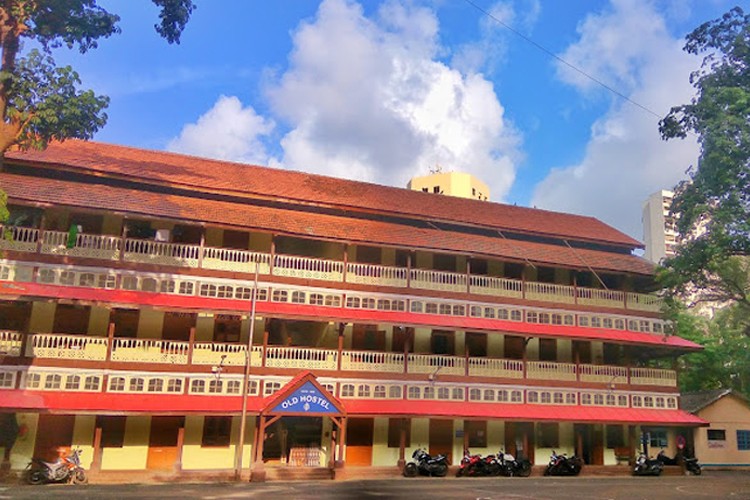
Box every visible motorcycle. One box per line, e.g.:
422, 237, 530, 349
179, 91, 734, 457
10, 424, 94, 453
632, 453, 663, 476
497, 450, 532, 477
657, 450, 701, 475
457, 449, 490, 477
543, 451, 583, 476
24, 448, 87, 485
404, 448, 449, 477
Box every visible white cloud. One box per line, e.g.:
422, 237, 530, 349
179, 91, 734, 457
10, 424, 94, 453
167, 95, 275, 165
265, 0, 520, 199
531, 0, 700, 240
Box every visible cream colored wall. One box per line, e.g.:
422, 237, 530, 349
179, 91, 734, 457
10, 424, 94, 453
101, 416, 150, 470
558, 339, 572, 363
87, 306, 110, 336
72, 416, 95, 469
411, 418, 429, 452
487, 260, 504, 277
7, 413, 37, 470
137, 309, 164, 339
249, 232, 272, 253
204, 227, 222, 248
371, 418, 399, 466
29, 301, 55, 333
414, 251, 432, 269
454, 331, 464, 356
694, 396, 750, 467
181, 416, 254, 470
413, 327, 431, 353
534, 422, 575, 466
101, 214, 123, 236
195, 314, 214, 342
526, 338, 539, 360
487, 333, 504, 358
381, 248, 396, 266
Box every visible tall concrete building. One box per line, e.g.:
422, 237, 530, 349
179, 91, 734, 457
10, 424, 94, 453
642, 190, 677, 263
407, 171, 489, 201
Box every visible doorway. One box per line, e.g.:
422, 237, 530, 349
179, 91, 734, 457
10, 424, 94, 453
146, 416, 184, 470
345, 418, 374, 466
574, 423, 603, 465
34, 415, 75, 461
429, 419, 454, 464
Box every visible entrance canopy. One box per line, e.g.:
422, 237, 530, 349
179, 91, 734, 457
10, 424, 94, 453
262, 371, 345, 417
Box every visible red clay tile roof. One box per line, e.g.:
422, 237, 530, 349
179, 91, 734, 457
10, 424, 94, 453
0, 172, 655, 275
5, 140, 643, 248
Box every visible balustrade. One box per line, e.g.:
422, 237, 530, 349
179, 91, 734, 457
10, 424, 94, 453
525, 282, 576, 304
123, 239, 200, 268
407, 353, 466, 376
265, 346, 338, 370
111, 338, 189, 364
467, 357, 524, 378
340, 350, 404, 372
629, 367, 677, 387
0, 330, 23, 356
526, 361, 577, 381
272, 255, 344, 281
345, 263, 408, 287
626, 293, 663, 313
469, 275, 523, 299
577, 288, 626, 308
26, 333, 108, 361
40, 230, 121, 260
0, 225, 39, 252
578, 364, 628, 384
191, 342, 262, 367
202, 247, 271, 274
410, 269, 467, 293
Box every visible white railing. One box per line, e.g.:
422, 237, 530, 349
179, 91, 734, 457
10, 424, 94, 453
0, 330, 23, 356
272, 255, 344, 282
525, 282, 576, 304
629, 367, 677, 387
467, 357, 524, 378
526, 361, 577, 381
345, 263, 408, 287
264, 346, 338, 370
577, 287, 625, 308
406, 353, 466, 375
123, 239, 200, 268
191, 342, 263, 367
626, 293, 663, 312
202, 247, 272, 274
110, 338, 189, 364
26, 333, 108, 361
469, 275, 523, 299
40, 230, 121, 260
340, 350, 405, 372
578, 364, 628, 384
0, 225, 39, 252
410, 269, 467, 293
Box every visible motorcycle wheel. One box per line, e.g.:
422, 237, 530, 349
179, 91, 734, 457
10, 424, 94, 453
689, 465, 701, 476
433, 463, 448, 477
25, 469, 46, 486
72, 469, 88, 485
456, 467, 465, 477
543, 466, 552, 476
403, 463, 418, 478
517, 462, 532, 477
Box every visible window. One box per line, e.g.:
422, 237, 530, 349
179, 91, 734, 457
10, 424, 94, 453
202, 416, 232, 447
510, 390, 522, 403
178, 281, 195, 295
98, 416, 126, 448
141, 277, 158, 292
109, 377, 125, 392
388, 418, 410, 448
469, 388, 481, 401
226, 381, 241, 394
648, 430, 668, 448
738, 430, 750, 451
44, 374, 61, 390
167, 379, 182, 393
388, 386, 402, 399
79, 273, 96, 287
129, 378, 144, 392
538, 423, 559, 448
483, 389, 495, 402
606, 425, 625, 448
707, 429, 726, 441
374, 385, 386, 398
341, 384, 354, 397
209, 380, 223, 393
466, 420, 487, 448
191, 379, 206, 393
65, 375, 80, 391
148, 379, 164, 392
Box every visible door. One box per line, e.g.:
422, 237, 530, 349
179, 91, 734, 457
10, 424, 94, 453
429, 419, 453, 464
574, 423, 595, 465
112, 309, 139, 338
465, 332, 487, 357
573, 341, 592, 364
352, 326, 385, 351
345, 418, 373, 466
52, 304, 90, 335
431, 330, 455, 355
146, 416, 183, 470
34, 415, 75, 461
162, 312, 195, 341
506, 422, 534, 462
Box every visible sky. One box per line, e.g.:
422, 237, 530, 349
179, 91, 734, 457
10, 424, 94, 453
44, 0, 738, 242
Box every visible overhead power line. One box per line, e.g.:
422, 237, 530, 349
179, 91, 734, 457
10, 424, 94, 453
462, 0, 663, 121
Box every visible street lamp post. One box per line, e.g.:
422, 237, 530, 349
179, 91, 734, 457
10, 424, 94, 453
234, 265, 260, 481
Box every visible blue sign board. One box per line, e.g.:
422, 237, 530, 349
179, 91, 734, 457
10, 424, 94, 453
270, 381, 339, 414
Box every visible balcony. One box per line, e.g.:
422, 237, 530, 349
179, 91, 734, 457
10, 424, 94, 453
0, 225, 663, 313
2, 331, 677, 388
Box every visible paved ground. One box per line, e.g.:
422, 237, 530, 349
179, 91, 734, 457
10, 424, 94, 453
0, 472, 748, 500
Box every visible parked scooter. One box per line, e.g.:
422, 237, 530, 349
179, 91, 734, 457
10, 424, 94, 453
657, 450, 702, 475
543, 451, 583, 476
24, 448, 87, 485
457, 449, 490, 477
497, 450, 532, 477
632, 453, 663, 476
404, 448, 449, 477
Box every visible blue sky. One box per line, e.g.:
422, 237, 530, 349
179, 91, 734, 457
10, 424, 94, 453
45, 0, 736, 241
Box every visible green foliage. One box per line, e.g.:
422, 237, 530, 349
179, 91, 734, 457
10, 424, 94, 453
659, 7, 750, 334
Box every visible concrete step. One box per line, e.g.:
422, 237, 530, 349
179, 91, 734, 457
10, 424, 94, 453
265, 466, 333, 481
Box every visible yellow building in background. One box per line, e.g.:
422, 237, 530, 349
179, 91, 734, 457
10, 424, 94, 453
407, 171, 489, 201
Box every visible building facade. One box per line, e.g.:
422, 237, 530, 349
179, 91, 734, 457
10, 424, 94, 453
641, 190, 676, 263
407, 171, 490, 201
0, 141, 704, 480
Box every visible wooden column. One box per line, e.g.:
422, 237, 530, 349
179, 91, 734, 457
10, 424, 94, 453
342, 244, 348, 283
627, 425, 637, 466
174, 421, 185, 472
397, 418, 407, 470
335, 417, 347, 468
403, 327, 412, 374
251, 416, 267, 482
186, 326, 196, 365
261, 328, 269, 368
337, 323, 345, 371
406, 252, 412, 288
466, 258, 471, 294
197, 227, 205, 269
90, 421, 103, 474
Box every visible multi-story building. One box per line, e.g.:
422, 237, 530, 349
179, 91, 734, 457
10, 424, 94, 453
407, 171, 490, 201
0, 141, 704, 480
642, 190, 677, 263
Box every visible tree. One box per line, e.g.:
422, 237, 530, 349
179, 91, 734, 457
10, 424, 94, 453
0, 0, 195, 223
659, 7, 750, 334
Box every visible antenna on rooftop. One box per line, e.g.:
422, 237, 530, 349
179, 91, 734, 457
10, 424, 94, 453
429, 163, 443, 175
